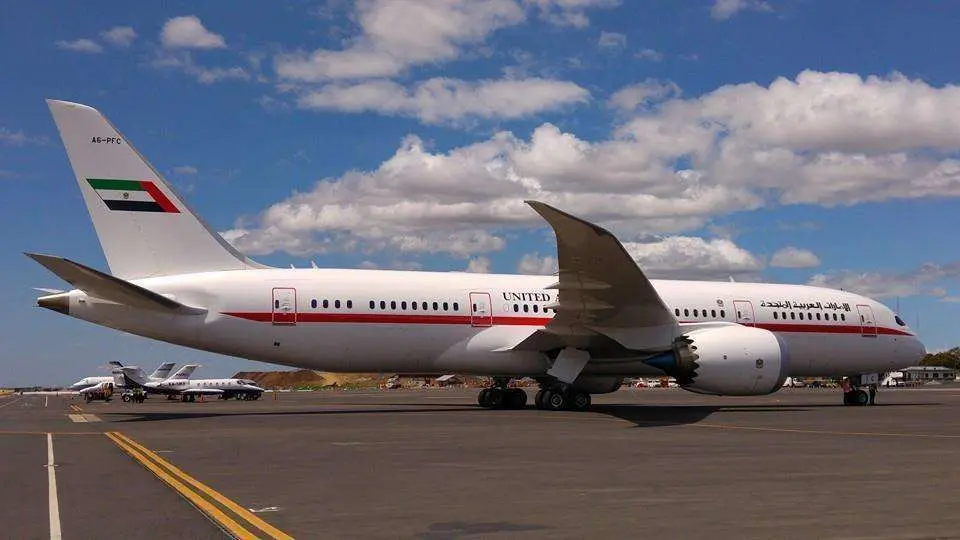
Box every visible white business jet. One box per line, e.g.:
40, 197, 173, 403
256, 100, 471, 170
31, 100, 925, 412
115, 365, 264, 402
69, 361, 175, 391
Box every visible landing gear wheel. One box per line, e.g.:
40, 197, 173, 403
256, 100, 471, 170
534, 389, 546, 410
570, 391, 591, 412
478, 388, 492, 408
505, 389, 527, 409
854, 389, 869, 406
544, 389, 566, 411
487, 388, 505, 409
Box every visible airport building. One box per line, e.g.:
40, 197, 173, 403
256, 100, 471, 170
900, 366, 957, 382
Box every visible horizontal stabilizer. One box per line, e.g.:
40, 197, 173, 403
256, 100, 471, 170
25, 252, 206, 315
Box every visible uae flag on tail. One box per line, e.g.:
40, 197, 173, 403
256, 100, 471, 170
86, 179, 180, 213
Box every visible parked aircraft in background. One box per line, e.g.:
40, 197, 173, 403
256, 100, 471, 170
33, 100, 925, 412
69, 361, 175, 391
115, 366, 264, 402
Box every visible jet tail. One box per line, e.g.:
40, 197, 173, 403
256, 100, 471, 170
148, 362, 177, 381
45, 99, 266, 279
117, 367, 147, 388
167, 364, 198, 381
26, 253, 206, 315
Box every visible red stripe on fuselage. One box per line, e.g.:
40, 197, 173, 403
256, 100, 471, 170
221, 312, 913, 336
139, 181, 180, 213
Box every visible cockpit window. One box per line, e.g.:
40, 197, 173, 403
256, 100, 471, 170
894, 315, 906, 327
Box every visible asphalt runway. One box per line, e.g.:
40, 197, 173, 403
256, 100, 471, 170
1, 386, 959, 539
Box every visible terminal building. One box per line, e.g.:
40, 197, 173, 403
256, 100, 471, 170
899, 366, 957, 383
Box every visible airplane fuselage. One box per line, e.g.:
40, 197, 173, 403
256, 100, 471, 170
57, 268, 924, 380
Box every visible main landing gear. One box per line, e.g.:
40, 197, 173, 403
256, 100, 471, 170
534, 385, 591, 412
477, 379, 528, 410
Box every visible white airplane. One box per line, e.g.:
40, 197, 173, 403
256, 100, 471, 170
115, 366, 265, 402
69, 361, 176, 391
31, 100, 925, 412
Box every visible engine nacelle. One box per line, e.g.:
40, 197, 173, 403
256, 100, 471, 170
650, 325, 789, 396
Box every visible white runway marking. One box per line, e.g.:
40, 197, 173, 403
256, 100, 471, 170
47, 433, 62, 540
45, 396, 49, 408
66, 414, 101, 423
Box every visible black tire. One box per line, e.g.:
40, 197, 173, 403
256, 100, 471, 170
854, 389, 869, 406
487, 388, 505, 409
570, 391, 591, 412
545, 390, 566, 411
534, 389, 546, 409
478, 388, 491, 408
506, 389, 527, 409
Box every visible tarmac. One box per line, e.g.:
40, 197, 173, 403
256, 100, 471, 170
1, 386, 959, 540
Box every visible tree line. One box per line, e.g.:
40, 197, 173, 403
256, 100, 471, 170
920, 347, 960, 370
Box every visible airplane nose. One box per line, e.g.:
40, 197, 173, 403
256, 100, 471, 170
38, 293, 70, 315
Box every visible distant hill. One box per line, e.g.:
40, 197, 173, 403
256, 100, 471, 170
232, 369, 386, 389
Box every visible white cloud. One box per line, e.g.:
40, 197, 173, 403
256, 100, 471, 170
597, 31, 626, 49
152, 52, 249, 84
525, 0, 621, 28
275, 0, 524, 82
0, 128, 47, 146
466, 257, 492, 273
808, 262, 960, 299
173, 165, 198, 175
624, 237, 764, 280
101, 26, 137, 47
517, 252, 558, 275
607, 79, 680, 111
55, 39, 103, 54
297, 77, 589, 123
770, 247, 821, 268
634, 48, 664, 62
226, 70, 960, 259
161, 16, 226, 49
710, 0, 772, 20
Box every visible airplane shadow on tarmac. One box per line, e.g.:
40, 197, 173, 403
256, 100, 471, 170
100, 400, 941, 426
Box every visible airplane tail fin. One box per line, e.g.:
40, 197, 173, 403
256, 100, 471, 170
167, 364, 198, 380
148, 362, 176, 381
45, 100, 266, 280
116, 366, 147, 388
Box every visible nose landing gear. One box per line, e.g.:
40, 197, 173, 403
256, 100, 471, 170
841, 373, 879, 406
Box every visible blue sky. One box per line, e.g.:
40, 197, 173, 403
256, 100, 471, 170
1, 0, 958, 386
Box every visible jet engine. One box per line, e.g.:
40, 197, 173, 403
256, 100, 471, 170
647, 325, 789, 396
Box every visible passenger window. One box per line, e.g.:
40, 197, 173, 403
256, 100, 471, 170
684, 309, 689, 317
782, 312, 786, 320
720, 310, 725, 318
790, 312, 795, 320
711, 309, 717, 318
335, 300, 341, 309
323, 299, 329, 309
533, 305, 539, 313
674, 308, 680, 316
369, 300, 375, 309
380, 300, 386, 309
832, 313, 837, 321
841, 313, 846, 321
453, 302, 459, 311
422, 302, 428, 310
401, 301, 407, 310
311, 299, 317, 309
443, 302, 449, 311
513, 304, 519, 313
347, 300, 353, 309
815, 313, 821, 320
773, 312, 778, 320
433, 302, 439, 310
412, 302, 417, 311
693, 309, 699, 317
390, 301, 397, 310
523, 304, 529, 313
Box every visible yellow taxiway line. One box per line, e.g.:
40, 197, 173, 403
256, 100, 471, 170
106, 431, 293, 540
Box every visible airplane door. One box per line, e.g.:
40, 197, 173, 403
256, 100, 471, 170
469, 292, 493, 327
733, 300, 755, 326
272, 288, 297, 325
856, 304, 877, 337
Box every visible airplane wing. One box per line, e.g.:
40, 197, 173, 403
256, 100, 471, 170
514, 201, 681, 382
181, 388, 224, 396
25, 253, 206, 315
